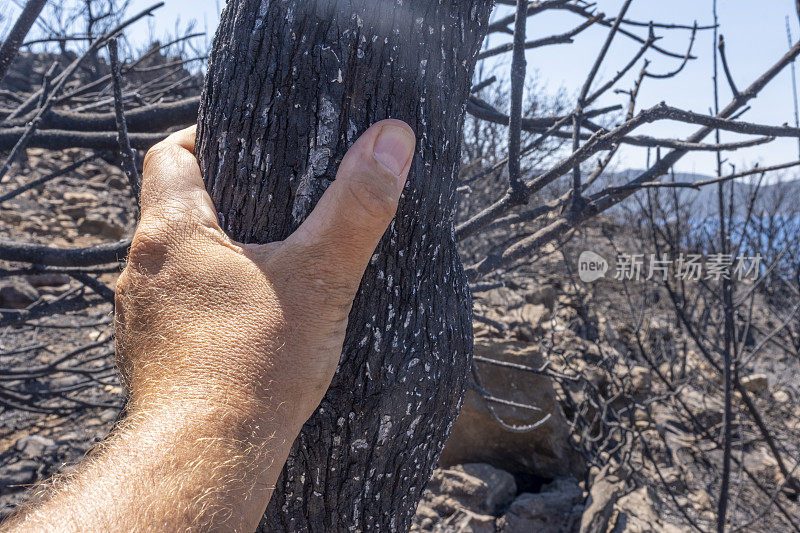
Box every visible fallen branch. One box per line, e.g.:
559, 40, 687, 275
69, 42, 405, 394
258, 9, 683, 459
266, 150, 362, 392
0, 239, 130, 267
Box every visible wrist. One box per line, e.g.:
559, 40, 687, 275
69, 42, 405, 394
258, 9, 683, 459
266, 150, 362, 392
124, 364, 310, 449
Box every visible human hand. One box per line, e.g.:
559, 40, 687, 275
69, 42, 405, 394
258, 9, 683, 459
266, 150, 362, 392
1, 120, 415, 532
116, 119, 415, 432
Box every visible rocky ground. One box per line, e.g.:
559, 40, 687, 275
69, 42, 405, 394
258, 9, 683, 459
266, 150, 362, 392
2, 145, 800, 531
0, 148, 131, 515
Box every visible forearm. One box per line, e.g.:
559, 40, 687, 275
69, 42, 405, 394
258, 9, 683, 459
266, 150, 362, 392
3, 398, 292, 532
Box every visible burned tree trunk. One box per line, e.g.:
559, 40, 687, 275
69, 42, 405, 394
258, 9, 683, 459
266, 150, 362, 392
196, 0, 493, 529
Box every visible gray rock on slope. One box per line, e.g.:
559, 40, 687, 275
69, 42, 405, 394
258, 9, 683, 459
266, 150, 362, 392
440, 340, 583, 480
0, 280, 39, 309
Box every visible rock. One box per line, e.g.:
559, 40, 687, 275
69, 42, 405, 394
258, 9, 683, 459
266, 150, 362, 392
498, 478, 582, 533
524, 285, 557, 310
580, 468, 625, 533
628, 366, 651, 398
107, 175, 128, 190
743, 446, 780, 482
0, 280, 39, 309
441, 341, 584, 480
507, 304, 547, 341
100, 408, 121, 422
426, 463, 517, 515
740, 373, 768, 394
414, 499, 440, 524
676, 387, 723, 429
645, 317, 671, 342
24, 272, 71, 288
1, 211, 22, 225
77, 215, 125, 239
512, 303, 547, 325
611, 486, 683, 533
446, 510, 496, 533
15, 435, 56, 458
63, 205, 88, 219
479, 286, 525, 309
0, 460, 39, 489
463, 511, 496, 533
63, 191, 98, 204
773, 389, 791, 403
412, 504, 495, 533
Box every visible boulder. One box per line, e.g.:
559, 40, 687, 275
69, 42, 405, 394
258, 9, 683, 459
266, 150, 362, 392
498, 477, 583, 532
440, 341, 584, 480
426, 463, 517, 515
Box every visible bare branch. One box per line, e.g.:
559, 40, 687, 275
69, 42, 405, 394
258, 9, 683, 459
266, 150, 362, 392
508, 0, 530, 204
718, 34, 740, 97
477, 15, 600, 60
0, 239, 130, 267
3, 97, 199, 132
0, 0, 48, 85
0, 128, 164, 150
108, 38, 141, 203
645, 22, 697, 79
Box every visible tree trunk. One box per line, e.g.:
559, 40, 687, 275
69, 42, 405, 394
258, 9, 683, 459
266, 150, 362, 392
195, 1, 493, 530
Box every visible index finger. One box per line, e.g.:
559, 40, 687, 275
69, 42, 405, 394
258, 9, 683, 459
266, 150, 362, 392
140, 125, 219, 230
162, 125, 197, 155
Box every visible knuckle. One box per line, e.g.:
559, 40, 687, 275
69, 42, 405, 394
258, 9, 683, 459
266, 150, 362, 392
127, 217, 178, 274
142, 142, 176, 174
114, 269, 130, 300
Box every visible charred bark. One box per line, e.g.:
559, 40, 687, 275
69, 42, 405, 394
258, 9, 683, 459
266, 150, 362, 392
195, 1, 493, 530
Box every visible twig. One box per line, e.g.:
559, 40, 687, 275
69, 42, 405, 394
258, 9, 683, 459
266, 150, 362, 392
108, 38, 141, 204
3, 96, 199, 132
718, 35, 740, 97
507, 0, 530, 205
69, 273, 115, 303
646, 22, 698, 79
470, 76, 497, 93
606, 159, 800, 192
0, 62, 57, 183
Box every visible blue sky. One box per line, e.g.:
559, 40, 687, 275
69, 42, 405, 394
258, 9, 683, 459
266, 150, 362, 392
485, 0, 800, 178
8, 0, 800, 178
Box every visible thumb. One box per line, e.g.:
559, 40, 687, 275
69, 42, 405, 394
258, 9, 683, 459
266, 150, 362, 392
283, 119, 415, 278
